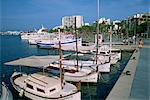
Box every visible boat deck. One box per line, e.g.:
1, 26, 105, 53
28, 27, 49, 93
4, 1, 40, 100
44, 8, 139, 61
15, 76, 28, 87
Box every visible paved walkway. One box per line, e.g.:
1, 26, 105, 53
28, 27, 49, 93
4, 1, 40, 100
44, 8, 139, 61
106, 49, 140, 100
106, 38, 150, 100
129, 46, 150, 99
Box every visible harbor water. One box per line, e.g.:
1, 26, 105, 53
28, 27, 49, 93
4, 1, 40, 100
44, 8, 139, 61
0, 35, 133, 100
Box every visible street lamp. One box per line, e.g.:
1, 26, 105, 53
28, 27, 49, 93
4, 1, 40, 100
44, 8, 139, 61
95, 0, 100, 65
133, 14, 139, 44
126, 18, 130, 45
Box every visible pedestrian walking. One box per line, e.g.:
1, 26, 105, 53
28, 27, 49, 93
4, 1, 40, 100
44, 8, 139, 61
139, 39, 144, 48
132, 35, 136, 44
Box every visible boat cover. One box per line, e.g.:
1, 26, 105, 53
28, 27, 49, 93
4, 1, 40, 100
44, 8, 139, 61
5, 54, 71, 68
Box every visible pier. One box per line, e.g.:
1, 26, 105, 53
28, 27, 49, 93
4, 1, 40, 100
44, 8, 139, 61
106, 43, 150, 99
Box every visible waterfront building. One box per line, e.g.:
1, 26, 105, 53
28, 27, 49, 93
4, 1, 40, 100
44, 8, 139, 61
113, 20, 121, 31
62, 15, 84, 28
129, 12, 150, 25
128, 12, 150, 37
98, 17, 111, 25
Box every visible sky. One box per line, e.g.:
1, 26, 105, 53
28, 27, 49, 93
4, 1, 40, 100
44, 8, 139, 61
0, 0, 149, 31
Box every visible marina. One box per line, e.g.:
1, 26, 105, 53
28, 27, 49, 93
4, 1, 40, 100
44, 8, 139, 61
1, 0, 149, 99
1, 18, 149, 100
1, 35, 147, 99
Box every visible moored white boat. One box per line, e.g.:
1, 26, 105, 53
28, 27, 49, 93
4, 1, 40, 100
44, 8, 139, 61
11, 72, 81, 100
50, 28, 99, 83
0, 82, 13, 100
98, 45, 121, 64
50, 61, 99, 83
21, 33, 35, 40
64, 68, 99, 83
37, 37, 82, 48
28, 39, 39, 45
110, 48, 121, 60
51, 59, 110, 73
21, 25, 48, 41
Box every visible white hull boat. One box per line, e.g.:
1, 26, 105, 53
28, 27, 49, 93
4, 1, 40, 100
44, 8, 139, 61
110, 53, 120, 64
37, 38, 82, 48
64, 69, 99, 83
50, 63, 99, 83
92, 62, 111, 73
28, 39, 39, 45
98, 54, 119, 64
21, 34, 31, 40
0, 82, 13, 100
52, 59, 110, 73
21, 32, 38, 40
11, 72, 81, 100
99, 45, 121, 62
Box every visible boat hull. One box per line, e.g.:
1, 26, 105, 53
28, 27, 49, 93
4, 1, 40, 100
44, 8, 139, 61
22, 89, 80, 100
51, 60, 110, 73
0, 82, 13, 100
37, 39, 82, 48
110, 54, 120, 64
64, 71, 98, 83
98, 54, 119, 64
97, 63, 110, 72
28, 39, 38, 45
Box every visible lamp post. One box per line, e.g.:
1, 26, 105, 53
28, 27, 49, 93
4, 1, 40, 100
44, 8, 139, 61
126, 18, 129, 45
133, 14, 138, 45
96, 0, 100, 65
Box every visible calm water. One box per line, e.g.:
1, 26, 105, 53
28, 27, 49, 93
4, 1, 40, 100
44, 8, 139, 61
0, 35, 133, 100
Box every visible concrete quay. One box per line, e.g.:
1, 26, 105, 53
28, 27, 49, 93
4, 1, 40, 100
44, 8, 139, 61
106, 48, 140, 100
112, 44, 150, 50
106, 42, 150, 100
112, 45, 137, 51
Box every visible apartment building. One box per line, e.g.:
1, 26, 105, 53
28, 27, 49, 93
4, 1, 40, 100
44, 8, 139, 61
62, 15, 84, 28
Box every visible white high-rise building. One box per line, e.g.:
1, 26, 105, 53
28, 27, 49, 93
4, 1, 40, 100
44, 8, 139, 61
62, 15, 84, 28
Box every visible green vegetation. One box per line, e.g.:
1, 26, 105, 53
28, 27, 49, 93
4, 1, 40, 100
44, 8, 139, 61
49, 13, 149, 39
137, 22, 149, 34
48, 29, 58, 33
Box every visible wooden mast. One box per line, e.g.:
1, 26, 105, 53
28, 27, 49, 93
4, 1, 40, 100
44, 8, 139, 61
75, 16, 79, 71
58, 29, 63, 89
74, 16, 80, 91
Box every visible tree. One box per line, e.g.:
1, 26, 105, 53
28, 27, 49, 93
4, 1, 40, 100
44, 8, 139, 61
48, 29, 58, 33
77, 24, 97, 42
137, 22, 148, 35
